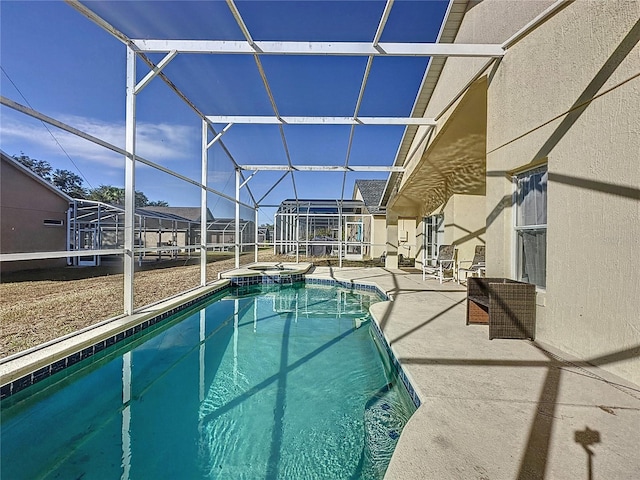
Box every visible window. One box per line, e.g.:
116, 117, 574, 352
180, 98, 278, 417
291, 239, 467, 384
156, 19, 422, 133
515, 166, 547, 288
43, 219, 64, 226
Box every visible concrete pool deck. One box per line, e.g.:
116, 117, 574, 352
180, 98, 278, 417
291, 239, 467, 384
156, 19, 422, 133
308, 266, 640, 480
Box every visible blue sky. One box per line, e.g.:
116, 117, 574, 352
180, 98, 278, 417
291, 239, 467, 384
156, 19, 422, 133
1, 0, 448, 223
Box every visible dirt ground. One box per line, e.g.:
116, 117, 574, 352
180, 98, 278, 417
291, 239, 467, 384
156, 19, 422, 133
0, 251, 383, 358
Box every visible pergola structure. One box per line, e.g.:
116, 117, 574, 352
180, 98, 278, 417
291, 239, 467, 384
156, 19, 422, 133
0, 0, 507, 315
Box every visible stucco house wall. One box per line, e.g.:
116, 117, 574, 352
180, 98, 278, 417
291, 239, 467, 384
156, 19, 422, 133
1, 154, 71, 272
441, 194, 486, 266
397, 217, 417, 262
485, 0, 640, 384
389, 0, 640, 385
370, 215, 387, 259
401, 0, 556, 187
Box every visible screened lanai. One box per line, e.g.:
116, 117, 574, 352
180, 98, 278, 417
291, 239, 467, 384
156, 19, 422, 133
274, 199, 371, 260
68, 201, 255, 266
0, 0, 505, 316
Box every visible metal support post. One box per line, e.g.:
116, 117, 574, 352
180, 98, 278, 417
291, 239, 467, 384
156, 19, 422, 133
235, 168, 240, 268
254, 207, 259, 263
200, 119, 208, 286
338, 202, 343, 268
295, 213, 300, 263
124, 46, 136, 315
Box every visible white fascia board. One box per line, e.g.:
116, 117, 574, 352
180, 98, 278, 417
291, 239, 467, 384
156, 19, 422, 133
206, 116, 436, 126
132, 40, 504, 57
239, 165, 404, 172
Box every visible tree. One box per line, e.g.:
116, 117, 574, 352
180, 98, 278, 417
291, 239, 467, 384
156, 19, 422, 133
135, 191, 149, 208
13, 153, 52, 182
52, 169, 87, 198
87, 185, 160, 207
87, 185, 124, 205
11, 153, 170, 206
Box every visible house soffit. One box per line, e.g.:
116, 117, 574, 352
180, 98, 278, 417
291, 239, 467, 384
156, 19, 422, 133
390, 76, 487, 214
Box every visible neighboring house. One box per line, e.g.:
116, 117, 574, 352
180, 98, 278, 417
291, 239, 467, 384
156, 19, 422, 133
0, 151, 73, 272
0, 158, 256, 271
382, 1, 640, 385
352, 180, 391, 260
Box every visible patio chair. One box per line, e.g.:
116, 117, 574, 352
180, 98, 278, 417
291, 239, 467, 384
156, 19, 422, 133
422, 245, 457, 283
458, 245, 485, 284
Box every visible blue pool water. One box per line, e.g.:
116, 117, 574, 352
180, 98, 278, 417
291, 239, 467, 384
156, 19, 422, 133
1, 283, 416, 479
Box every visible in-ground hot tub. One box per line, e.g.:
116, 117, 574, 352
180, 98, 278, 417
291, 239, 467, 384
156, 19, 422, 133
219, 262, 313, 279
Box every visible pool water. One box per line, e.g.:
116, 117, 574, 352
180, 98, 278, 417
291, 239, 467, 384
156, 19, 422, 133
1, 283, 416, 479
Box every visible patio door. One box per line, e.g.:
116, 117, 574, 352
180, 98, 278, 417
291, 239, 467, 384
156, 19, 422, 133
423, 215, 444, 267
344, 221, 363, 259
77, 227, 99, 266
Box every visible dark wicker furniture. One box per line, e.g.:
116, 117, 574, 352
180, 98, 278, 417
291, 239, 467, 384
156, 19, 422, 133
466, 277, 536, 340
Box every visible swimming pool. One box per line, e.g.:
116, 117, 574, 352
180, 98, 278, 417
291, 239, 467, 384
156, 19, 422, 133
1, 283, 416, 479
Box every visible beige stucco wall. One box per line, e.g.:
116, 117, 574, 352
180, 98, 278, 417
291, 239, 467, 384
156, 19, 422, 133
1, 159, 69, 272
486, 1, 640, 384
417, 194, 485, 270
370, 215, 387, 259
443, 194, 486, 265
397, 217, 417, 261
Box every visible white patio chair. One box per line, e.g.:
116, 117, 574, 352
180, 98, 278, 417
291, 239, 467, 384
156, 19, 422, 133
457, 245, 486, 284
422, 245, 457, 283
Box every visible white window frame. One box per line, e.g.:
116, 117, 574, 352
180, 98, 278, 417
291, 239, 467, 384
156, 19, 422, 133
513, 165, 547, 290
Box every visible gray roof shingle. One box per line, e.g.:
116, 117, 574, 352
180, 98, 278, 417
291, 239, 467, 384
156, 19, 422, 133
354, 180, 386, 214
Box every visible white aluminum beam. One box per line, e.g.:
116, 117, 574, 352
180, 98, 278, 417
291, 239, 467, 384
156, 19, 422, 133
124, 46, 136, 315
200, 119, 208, 286
0, 249, 126, 262
254, 208, 259, 262
239, 170, 258, 189
256, 171, 290, 205
206, 122, 234, 149
224, 0, 299, 208
134, 50, 178, 94
226, 0, 256, 49
206, 115, 436, 126
373, 0, 394, 47
131, 40, 504, 57
235, 169, 240, 269
503, 0, 572, 49
240, 165, 404, 172
68, 1, 258, 207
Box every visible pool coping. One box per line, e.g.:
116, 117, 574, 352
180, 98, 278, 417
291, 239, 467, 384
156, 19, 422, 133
1, 267, 421, 411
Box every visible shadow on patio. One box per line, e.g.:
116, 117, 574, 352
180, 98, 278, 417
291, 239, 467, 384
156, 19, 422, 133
308, 266, 640, 480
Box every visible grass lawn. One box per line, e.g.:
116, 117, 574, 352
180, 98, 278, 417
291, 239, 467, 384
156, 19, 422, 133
0, 251, 384, 358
